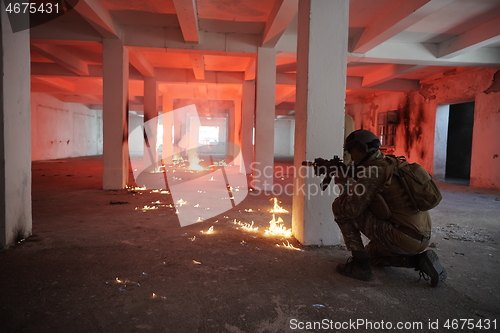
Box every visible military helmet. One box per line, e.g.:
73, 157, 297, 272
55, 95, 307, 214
344, 129, 381, 154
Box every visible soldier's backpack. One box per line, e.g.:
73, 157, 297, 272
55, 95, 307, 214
386, 155, 442, 211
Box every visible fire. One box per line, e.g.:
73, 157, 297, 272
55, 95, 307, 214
127, 185, 147, 191
135, 205, 158, 211
244, 209, 253, 212
150, 189, 170, 194
200, 226, 214, 234
276, 240, 303, 251
150, 165, 164, 173
265, 214, 292, 238
113, 277, 140, 285
151, 293, 167, 300
188, 152, 206, 171
233, 219, 259, 232
270, 198, 289, 213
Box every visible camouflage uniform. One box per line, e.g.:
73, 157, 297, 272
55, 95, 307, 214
332, 150, 431, 267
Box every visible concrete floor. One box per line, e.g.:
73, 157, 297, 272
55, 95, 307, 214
1, 156, 499, 333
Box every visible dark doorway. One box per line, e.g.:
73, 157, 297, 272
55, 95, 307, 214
445, 101, 474, 185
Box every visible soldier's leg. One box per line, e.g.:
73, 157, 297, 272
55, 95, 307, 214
365, 241, 417, 267
357, 213, 446, 286
335, 216, 365, 252
347, 210, 420, 267
333, 206, 372, 281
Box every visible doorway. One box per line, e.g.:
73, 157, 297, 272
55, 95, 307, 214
434, 102, 474, 185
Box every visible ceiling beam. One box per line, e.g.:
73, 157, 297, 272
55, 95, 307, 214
32, 77, 76, 93
276, 73, 419, 91
197, 85, 208, 99
276, 73, 296, 85
31, 44, 89, 75
438, 16, 500, 59
351, 42, 500, 67
245, 58, 256, 81
276, 102, 296, 110
276, 62, 296, 73
30, 64, 148, 80
154, 68, 244, 84
74, 0, 122, 39
172, 0, 200, 43
352, 0, 454, 53
124, 26, 259, 55
347, 76, 419, 91
129, 50, 155, 77
32, 77, 104, 95
262, 0, 298, 47
275, 88, 296, 104
54, 94, 103, 104
362, 64, 423, 87
190, 54, 205, 80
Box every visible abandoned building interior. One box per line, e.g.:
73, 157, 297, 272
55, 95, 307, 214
1, 0, 500, 331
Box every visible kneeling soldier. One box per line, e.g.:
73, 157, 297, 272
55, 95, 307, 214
333, 129, 446, 287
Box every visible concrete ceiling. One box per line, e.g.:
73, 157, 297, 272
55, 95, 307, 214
27, 0, 500, 108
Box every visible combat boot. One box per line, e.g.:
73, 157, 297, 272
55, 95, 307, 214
415, 250, 447, 287
336, 251, 373, 281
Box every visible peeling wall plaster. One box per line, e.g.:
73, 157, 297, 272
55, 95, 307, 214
346, 68, 500, 190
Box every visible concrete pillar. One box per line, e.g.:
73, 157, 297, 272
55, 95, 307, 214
233, 94, 242, 167
102, 39, 129, 189
0, 10, 32, 247
162, 94, 174, 164
241, 80, 255, 174
292, 0, 349, 245
253, 48, 276, 191
143, 77, 159, 168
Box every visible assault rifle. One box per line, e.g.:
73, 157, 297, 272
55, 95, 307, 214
301, 156, 355, 191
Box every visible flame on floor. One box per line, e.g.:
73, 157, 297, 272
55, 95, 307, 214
276, 240, 303, 251
176, 199, 187, 206
200, 226, 214, 234
135, 205, 158, 211
188, 153, 206, 171
265, 214, 292, 238
270, 198, 289, 213
127, 185, 147, 191
233, 219, 259, 232
151, 293, 167, 300
150, 165, 165, 173
151, 189, 170, 194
